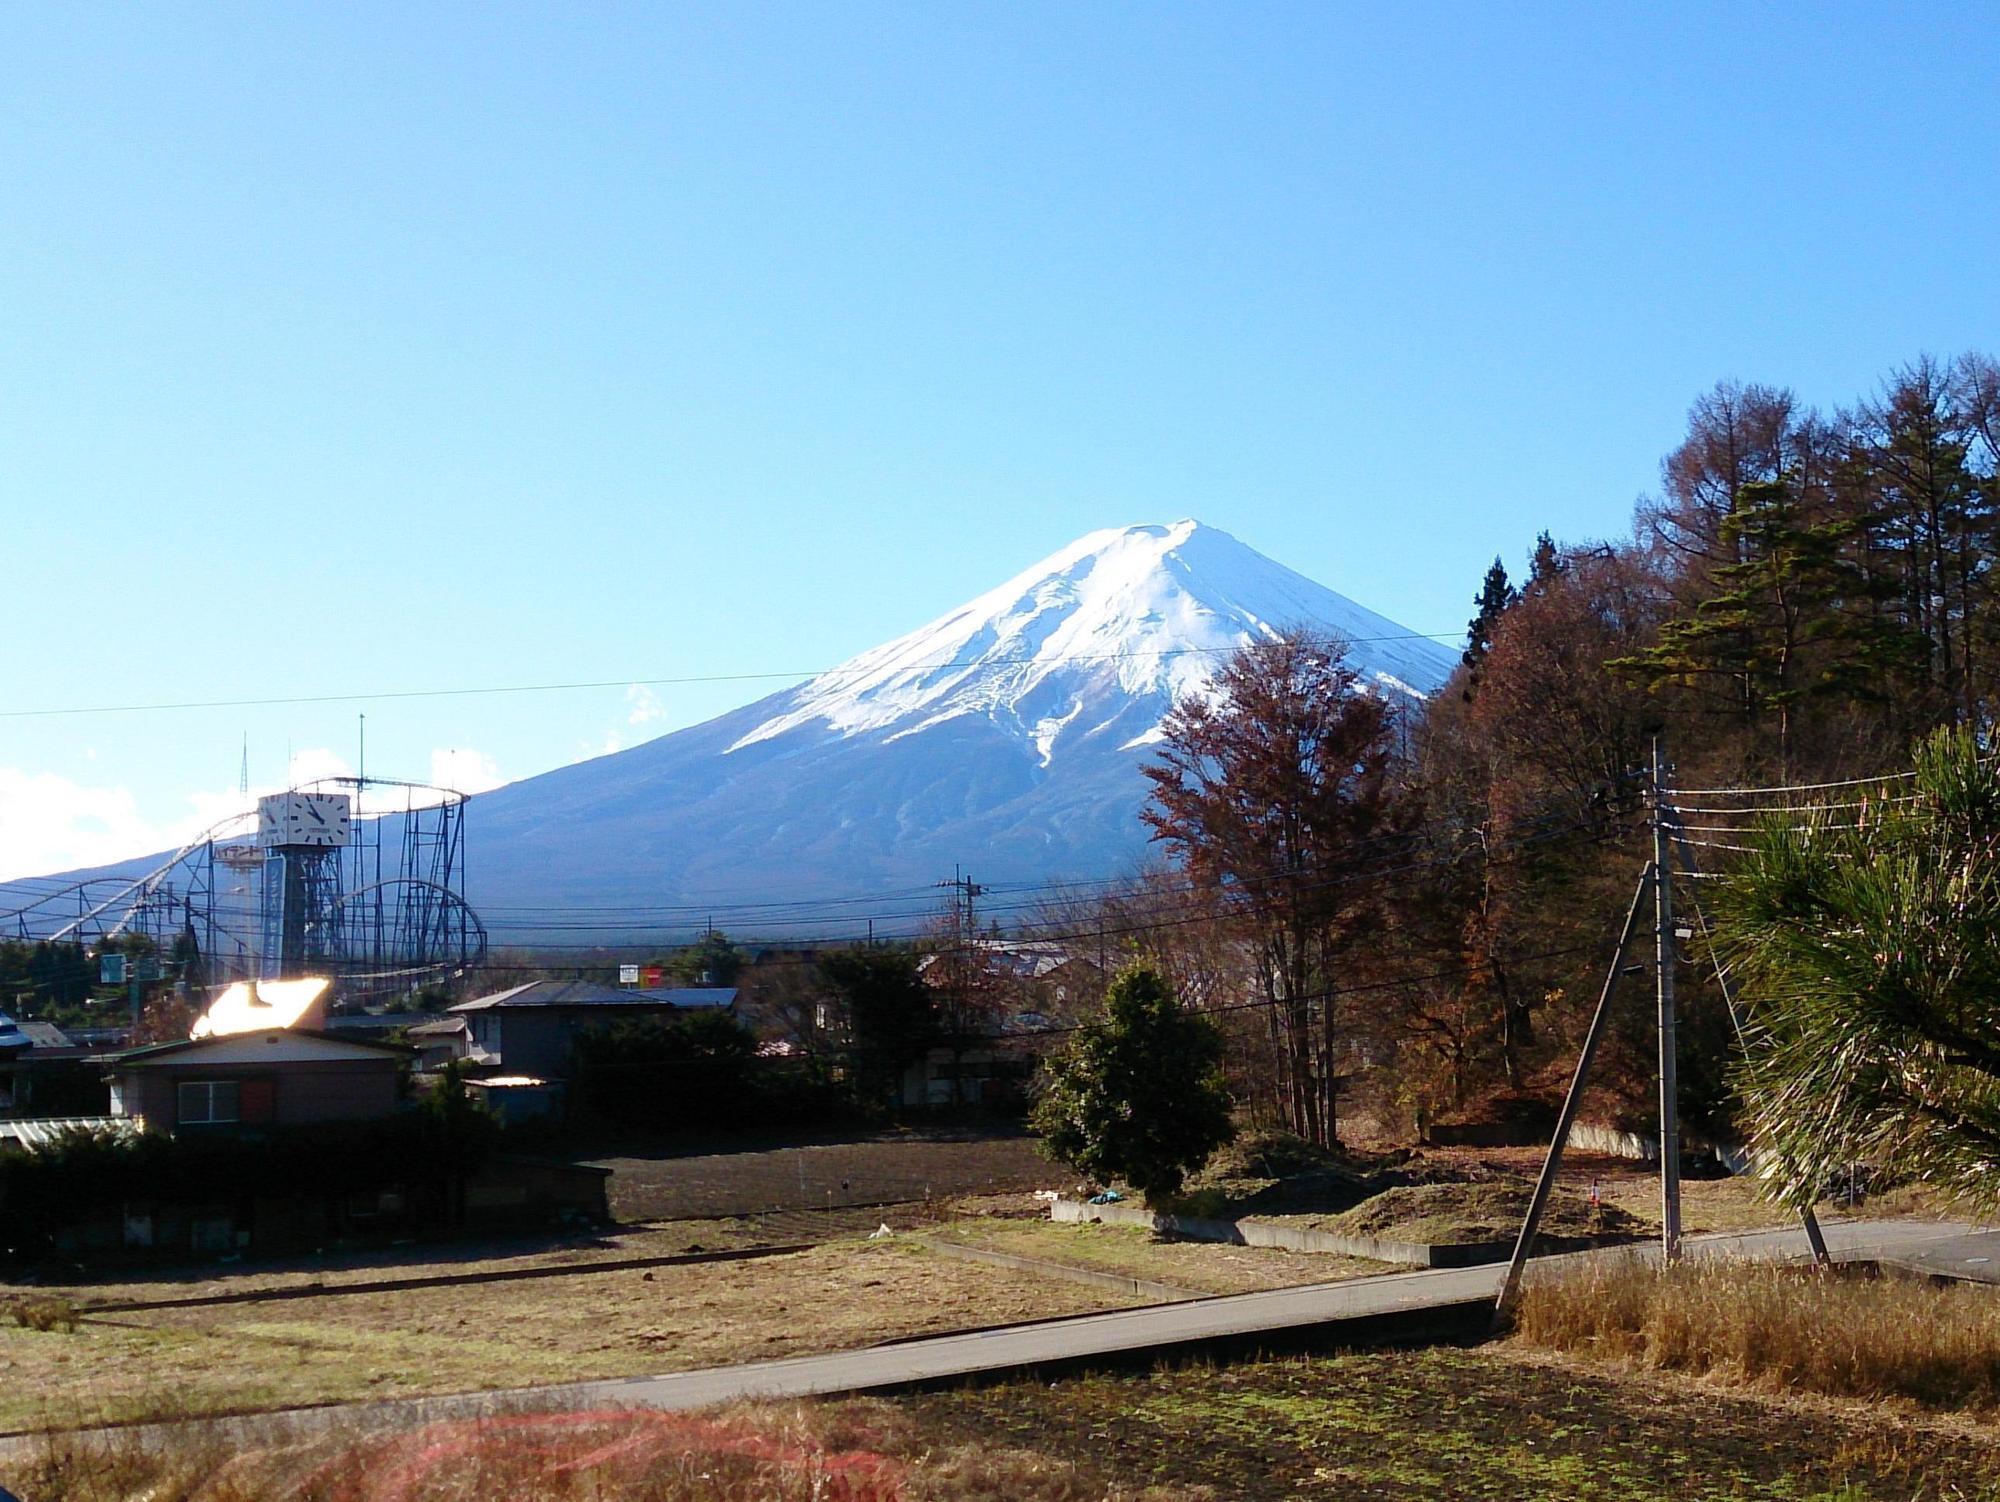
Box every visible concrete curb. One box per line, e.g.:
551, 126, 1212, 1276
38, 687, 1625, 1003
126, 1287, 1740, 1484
71, 1243, 817, 1315
1051, 1198, 1621, 1268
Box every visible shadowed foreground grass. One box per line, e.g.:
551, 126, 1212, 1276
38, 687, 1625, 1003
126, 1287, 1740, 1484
12, 1402, 1207, 1502
1514, 1255, 2000, 1409
19, 1347, 2000, 1502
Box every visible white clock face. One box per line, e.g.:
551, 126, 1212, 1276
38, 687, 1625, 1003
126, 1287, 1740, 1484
258, 792, 352, 847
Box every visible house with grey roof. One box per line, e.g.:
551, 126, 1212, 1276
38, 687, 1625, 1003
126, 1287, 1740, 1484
446, 980, 736, 1081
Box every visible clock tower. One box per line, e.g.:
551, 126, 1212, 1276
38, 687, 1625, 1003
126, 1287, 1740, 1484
257, 791, 352, 978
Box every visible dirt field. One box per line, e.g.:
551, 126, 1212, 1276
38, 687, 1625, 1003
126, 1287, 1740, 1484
591, 1128, 1059, 1221
0, 1237, 1133, 1435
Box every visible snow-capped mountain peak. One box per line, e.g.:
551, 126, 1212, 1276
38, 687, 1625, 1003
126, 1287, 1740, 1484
728, 520, 1451, 760
14, 522, 1456, 931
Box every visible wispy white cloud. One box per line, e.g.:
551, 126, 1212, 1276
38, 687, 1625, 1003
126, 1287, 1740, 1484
429, 747, 505, 796
0, 743, 509, 882
626, 684, 667, 726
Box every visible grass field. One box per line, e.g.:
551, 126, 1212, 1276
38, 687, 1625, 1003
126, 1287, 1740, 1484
927, 1216, 1391, 1294
898, 1347, 2000, 1500
17, 1347, 1999, 1501
0, 1236, 1134, 1435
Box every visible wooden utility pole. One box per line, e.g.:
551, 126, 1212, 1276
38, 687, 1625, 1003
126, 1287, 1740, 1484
1494, 864, 1654, 1324
938, 868, 983, 1105
1652, 735, 1683, 1262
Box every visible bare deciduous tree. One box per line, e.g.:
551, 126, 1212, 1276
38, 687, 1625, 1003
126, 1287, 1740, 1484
1141, 630, 1407, 1147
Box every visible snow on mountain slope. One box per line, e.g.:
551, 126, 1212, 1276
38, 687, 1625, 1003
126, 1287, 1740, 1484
5, 523, 1454, 939
730, 519, 1446, 760
456, 521, 1454, 928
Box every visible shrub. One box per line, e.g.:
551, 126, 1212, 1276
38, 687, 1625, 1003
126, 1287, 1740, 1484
1199, 1129, 1337, 1181
7, 1294, 79, 1332
1032, 965, 1235, 1206
0, 1115, 509, 1265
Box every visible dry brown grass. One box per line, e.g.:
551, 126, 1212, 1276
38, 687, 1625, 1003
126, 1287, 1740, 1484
5, 1294, 81, 1332
1321, 1181, 1642, 1245
0, 1239, 1136, 1434
1513, 1254, 2000, 1410
5, 1220, 771, 1311
928, 1218, 1390, 1295
14, 1400, 1210, 1502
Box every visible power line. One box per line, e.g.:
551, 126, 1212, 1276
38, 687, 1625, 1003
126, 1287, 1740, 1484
1666, 769, 1918, 797
0, 632, 1463, 721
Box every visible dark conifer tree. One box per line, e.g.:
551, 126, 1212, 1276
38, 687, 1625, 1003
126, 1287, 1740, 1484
1461, 557, 1516, 680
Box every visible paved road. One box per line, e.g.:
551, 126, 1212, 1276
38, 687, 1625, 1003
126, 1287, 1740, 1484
2, 1217, 1985, 1462
1868, 1227, 2000, 1284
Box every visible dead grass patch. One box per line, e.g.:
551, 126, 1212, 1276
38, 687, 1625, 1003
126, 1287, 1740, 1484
14, 1400, 1209, 1502
6, 1294, 81, 1332
1513, 1255, 2000, 1410
1323, 1181, 1642, 1245
0, 1239, 1134, 1434
930, 1219, 1389, 1295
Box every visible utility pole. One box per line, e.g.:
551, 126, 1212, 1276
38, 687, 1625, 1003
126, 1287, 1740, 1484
1494, 865, 1654, 1324
938, 867, 983, 1105
1652, 735, 1683, 1262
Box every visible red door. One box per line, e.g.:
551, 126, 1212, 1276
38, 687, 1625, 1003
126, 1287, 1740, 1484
241, 1078, 277, 1125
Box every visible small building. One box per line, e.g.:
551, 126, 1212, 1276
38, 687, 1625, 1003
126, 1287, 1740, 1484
462, 1074, 564, 1125
899, 1035, 1041, 1110
403, 1015, 496, 1072
1, 1018, 111, 1119
106, 1029, 409, 1132
446, 980, 736, 1080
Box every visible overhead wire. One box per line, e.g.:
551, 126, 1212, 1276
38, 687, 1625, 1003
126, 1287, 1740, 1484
0, 632, 1463, 721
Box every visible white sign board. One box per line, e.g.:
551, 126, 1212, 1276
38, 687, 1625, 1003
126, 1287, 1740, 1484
618, 964, 641, 986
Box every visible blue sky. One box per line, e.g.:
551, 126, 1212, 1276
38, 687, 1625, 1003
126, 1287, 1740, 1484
4, 2, 1996, 878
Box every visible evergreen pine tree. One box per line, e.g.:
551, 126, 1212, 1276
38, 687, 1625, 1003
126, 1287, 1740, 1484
1524, 531, 1566, 595
1461, 556, 1516, 678
1617, 480, 1896, 771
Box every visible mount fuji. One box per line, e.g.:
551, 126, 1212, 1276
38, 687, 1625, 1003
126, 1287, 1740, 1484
463, 520, 1455, 934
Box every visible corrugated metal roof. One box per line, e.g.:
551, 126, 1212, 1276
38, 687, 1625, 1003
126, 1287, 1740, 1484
449, 980, 738, 1012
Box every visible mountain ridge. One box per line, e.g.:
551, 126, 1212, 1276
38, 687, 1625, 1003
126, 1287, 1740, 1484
460, 520, 1453, 926
6, 522, 1456, 938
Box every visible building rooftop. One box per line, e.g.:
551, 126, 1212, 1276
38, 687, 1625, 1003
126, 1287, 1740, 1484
448, 980, 738, 1013
112, 1029, 414, 1066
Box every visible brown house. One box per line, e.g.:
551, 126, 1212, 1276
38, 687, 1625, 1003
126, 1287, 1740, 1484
107, 1029, 408, 1132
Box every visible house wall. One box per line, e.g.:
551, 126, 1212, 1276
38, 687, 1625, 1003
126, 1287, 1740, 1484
898, 1046, 1035, 1108
491, 1005, 685, 1079
115, 1058, 401, 1131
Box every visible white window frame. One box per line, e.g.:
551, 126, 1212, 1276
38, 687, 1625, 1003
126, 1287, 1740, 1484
177, 1079, 241, 1125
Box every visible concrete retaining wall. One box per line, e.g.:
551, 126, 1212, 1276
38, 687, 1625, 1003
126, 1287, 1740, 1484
1566, 1122, 1660, 1161
1050, 1198, 1535, 1269
1049, 1197, 1633, 1269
